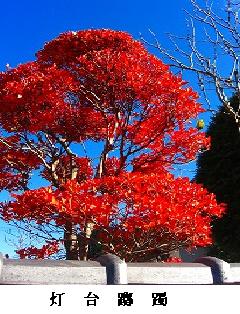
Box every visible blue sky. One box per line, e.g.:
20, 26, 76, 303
0, 0, 223, 257
0, 0, 190, 69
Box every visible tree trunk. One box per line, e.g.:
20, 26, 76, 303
79, 221, 94, 261
64, 220, 79, 260
64, 156, 79, 260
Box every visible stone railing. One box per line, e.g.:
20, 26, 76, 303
0, 253, 239, 284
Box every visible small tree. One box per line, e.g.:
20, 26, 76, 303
0, 29, 224, 261
196, 95, 240, 262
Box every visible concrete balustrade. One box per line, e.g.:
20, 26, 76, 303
127, 262, 213, 284
0, 258, 106, 285
0, 253, 240, 284
229, 264, 240, 283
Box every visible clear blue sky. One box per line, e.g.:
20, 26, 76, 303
0, 0, 223, 257
0, 0, 190, 69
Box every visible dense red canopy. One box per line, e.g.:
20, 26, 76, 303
0, 29, 225, 261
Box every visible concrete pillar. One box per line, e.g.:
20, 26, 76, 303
0, 253, 3, 279
195, 256, 231, 284
96, 254, 128, 284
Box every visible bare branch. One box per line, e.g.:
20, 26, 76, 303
142, 0, 240, 130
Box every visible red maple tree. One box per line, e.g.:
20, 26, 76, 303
0, 30, 225, 261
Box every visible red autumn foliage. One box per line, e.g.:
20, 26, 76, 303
162, 257, 182, 263
16, 241, 60, 259
0, 29, 225, 261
